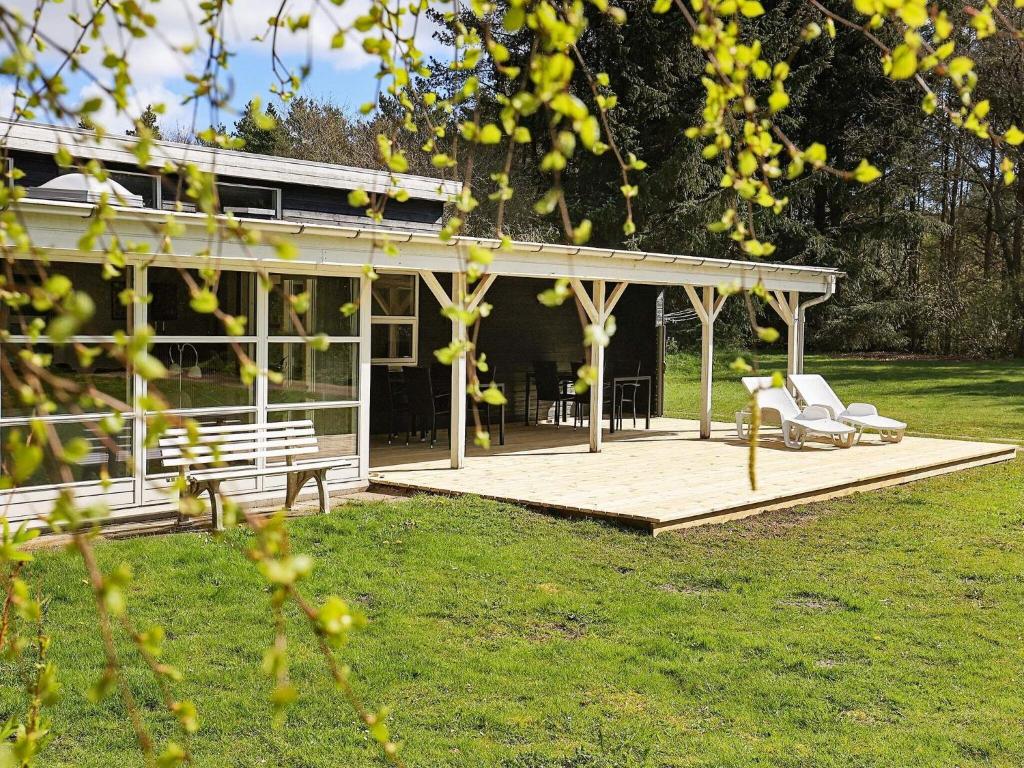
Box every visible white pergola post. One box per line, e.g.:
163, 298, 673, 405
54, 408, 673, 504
450, 271, 468, 468
589, 280, 606, 452
419, 270, 495, 469
767, 290, 801, 390
357, 274, 372, 479
569, 279, 629, 453
684, 284, 728, 439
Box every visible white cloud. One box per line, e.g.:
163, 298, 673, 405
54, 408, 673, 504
1, 0, 447, 131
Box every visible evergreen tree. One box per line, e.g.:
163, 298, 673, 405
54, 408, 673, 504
233, 100, 283, 155
126, 104, 162, 139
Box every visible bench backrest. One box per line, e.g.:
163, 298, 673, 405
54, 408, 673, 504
158, 419, 319, 471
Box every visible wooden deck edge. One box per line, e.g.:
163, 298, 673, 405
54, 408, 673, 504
371, 446, 1017, 537
649, 446, 1017, 536
366, 480, 658, 532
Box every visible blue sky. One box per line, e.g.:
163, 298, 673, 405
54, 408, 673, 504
1, 0, 444, 134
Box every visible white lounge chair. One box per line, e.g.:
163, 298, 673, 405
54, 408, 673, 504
736, 376, 856, 449
789, 374, 906, 444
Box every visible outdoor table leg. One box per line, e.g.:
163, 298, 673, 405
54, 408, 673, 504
646, 378, 651, 429
524, 375, 532, 426
609, 385, 616, 435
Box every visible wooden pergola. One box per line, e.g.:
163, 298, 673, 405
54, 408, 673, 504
16, 197, 843, 474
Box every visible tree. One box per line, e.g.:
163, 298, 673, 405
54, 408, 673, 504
125, 104, 162, 139
233, 100, 283, 155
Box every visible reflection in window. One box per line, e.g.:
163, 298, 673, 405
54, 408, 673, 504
371, 323, 413, 361
109, 171, 160, 208
4, 260, 131, 336
148, 343, 254, 410
267, 407, 356, 463
371, 274, 416, 316
217, 183, 280, 219
268, 275, 358, 337
147, 268, 256, 337
370, 273, 417, 364
1, 421, 132, 488
1, 343, 130, 418
268, 342, 357, 404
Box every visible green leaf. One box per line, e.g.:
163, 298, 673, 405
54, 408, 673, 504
948, 56, 974, 79
1005, 125, 1024, 146
478, 123, 502, 144
803, 142, 827, 167
189, 289, 218, 314
347, 188, 371, 208
739, 0, 765, 16
852, 159, 882, 184
503, 5, 525, 31
889, 44, 918, 80
768, 89, 789, 114
572, 219, 593, 245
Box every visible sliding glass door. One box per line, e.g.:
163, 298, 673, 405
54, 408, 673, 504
1, 257, 366, 517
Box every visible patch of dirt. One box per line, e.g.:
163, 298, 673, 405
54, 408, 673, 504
526, 613, 589, 642
777, 593, 850, 612
678, 505, 825, 541
840, 708, 875, 724
657, 582, 724, 595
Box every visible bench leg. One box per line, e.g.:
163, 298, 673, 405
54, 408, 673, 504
314, 469, 328, 515
285, 468, 330, 515
188, 479, 223, 531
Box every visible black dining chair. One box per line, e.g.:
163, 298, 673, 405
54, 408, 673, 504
532, 360, 570, 426
476, 368, 506, 445
573, 360, 617, 429
402, 366, 449, 447
616, 360, 643, 429
371, 365, 407, 444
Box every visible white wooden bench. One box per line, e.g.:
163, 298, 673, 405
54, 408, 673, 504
159, 419, 349, 530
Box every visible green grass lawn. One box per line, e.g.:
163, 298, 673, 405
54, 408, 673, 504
3, 355, 1023, 767
664, 352, 1024, 443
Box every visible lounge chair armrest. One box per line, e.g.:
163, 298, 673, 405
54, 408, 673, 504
796, 405, 832, 422
844, 402, 878, 418
808, 402, 838, 419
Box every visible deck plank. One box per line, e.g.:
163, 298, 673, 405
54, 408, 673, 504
369, 418, 1017, 534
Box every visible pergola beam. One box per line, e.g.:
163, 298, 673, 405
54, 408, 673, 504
605, 281, 629, 315
569, 278, 600, 324
420, 270, 452, 308
466, 273, 496, 312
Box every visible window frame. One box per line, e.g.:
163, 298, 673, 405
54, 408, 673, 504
108, 169, 161, 210
370, 272, 419, 366
217, 181, 283, 220
0, 257, 367, 508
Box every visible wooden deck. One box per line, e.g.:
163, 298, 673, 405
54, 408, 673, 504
369, 418, 1017, 535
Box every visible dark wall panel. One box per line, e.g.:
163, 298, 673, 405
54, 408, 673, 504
415, 276, 662, 423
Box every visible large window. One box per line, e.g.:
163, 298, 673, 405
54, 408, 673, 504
371, 273, 418, 364
145, 267, 259, 479
1, 261, 364, 505
266, 274, 360, 465
0, 259, 134, 491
